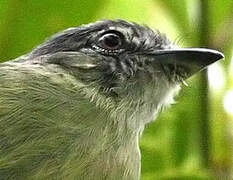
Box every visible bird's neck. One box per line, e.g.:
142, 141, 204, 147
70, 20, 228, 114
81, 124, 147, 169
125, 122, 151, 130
69, 87, 143, 179
68, 80, 170, 179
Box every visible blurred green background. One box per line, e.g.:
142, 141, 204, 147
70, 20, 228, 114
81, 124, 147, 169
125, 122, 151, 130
0, 0, 232, 179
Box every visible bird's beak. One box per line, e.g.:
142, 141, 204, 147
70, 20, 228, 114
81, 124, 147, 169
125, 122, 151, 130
145, 48, 224, 79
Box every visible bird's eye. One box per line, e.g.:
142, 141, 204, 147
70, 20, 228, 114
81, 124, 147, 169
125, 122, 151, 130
98, 33, 122, 50
92, 31, 125, 55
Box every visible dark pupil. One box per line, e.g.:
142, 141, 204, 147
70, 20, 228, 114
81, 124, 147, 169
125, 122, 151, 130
102, 34, 121, 49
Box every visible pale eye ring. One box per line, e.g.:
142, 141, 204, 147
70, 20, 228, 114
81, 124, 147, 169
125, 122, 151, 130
92, 30, 125, 55
98, 33, 122, 50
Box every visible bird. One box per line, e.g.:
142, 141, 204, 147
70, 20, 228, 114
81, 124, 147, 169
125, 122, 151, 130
0, 20, 224, 180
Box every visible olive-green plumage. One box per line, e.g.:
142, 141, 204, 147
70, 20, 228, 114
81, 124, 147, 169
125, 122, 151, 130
0, 20, 223, 180
0, 60, 139, 179
0, 51, 145, 180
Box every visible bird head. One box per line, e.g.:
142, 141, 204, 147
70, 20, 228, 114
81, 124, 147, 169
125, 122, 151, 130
27, 20, 224, 120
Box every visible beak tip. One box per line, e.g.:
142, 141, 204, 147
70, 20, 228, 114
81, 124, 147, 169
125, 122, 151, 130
217, 51, 225, 60
209, 49, 225, 61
